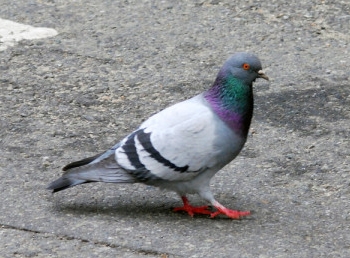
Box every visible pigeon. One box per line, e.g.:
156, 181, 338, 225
47, 52, 268, 219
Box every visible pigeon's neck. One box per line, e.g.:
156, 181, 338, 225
204, 71, 253, 136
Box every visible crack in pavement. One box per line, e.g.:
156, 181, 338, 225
0, 223, 178, 258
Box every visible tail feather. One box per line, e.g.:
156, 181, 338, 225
47, 149, 135, 193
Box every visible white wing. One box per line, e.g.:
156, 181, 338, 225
115, 94, 245, 182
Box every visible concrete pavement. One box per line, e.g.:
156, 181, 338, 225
1, 0, 349, 257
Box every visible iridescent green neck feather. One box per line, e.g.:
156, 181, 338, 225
204, 71, 254, 137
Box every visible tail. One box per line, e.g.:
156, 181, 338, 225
47, 148, 135, 193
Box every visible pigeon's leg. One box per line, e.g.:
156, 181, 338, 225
173, 196, 212, 217
198, 189, 250, 219
210, 200, 250, 219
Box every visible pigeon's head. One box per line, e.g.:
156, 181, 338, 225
223, 52, 269, 85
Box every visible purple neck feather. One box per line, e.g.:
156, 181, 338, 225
204, 71, 253, 136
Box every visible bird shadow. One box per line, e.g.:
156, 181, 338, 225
47, 193, 253, 221
52, 200, 169, 217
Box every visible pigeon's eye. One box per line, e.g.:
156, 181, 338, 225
242, 63, 250, 70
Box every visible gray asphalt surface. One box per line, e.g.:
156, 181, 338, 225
1, 0, 349, 257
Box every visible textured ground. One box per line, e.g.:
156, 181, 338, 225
0, 0, 349, 257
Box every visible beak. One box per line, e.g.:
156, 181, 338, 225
258, 70, 269, 80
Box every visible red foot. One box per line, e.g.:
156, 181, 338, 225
173, 196, 250, 219
211, 201, 250, 219
173, 196, 212, 217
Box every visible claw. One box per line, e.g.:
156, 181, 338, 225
211, 201, 250, 219
210, 209, 250, 219
173, 196, 212, 217
173, 196, 250, 219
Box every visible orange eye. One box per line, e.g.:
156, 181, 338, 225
242, 63, 250, 70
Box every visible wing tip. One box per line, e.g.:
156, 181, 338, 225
46, 177, 87, 193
